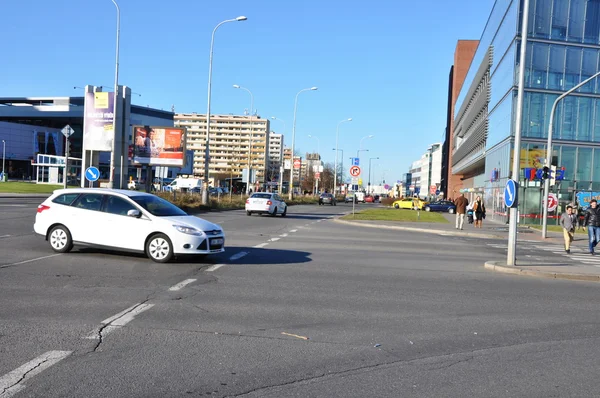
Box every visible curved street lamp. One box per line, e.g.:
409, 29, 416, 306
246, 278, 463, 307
202, 16, 247, 205
271, 116, 286, 194
334, 118, 352, 196
368, 156, 379, 191
289, 87, 318, 200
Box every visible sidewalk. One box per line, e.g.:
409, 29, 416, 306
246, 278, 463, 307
335, 211, 600, 283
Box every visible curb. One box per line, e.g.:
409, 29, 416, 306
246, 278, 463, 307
333, 218, 502, 239
484, 261, 600, 282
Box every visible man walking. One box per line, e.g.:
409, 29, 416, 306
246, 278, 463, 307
583, 199, 600, 255
560, 205, 576, 254
454, 193, 469, 230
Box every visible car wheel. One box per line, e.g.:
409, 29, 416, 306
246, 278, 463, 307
425, 207, 431, 212
271, 207, 278, 217
281, 207, 287, 217
448, 208, 455, 214
48, 225, 73, 253
246, 211, 252, 216
394, 204, 399, 209
146, 233, 173, 263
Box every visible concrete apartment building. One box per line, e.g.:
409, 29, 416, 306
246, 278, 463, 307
267, 132, 283, 183
175, 113, 270, 186
445, 0, 600, 222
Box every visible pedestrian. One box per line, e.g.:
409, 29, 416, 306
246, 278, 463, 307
559, 205, 576, 254
583, 199, 600, 255
473, 195, 486, 228
453, 193, 469, 230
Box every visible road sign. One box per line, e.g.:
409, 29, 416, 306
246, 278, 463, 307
546, 193, 558, 212
315, 172, 320, 179
85, 166, 100, 182
352, 158, 359, 166
436, 189, 440, 195
504, 179, 518, 208
349, 166, 361, 177
293, 159, 301, 169
384, 184, 390, 190
430, 185, 436, 195
358, 178, 362, 185
351, 177, 358, 184
61, 124, 74, 138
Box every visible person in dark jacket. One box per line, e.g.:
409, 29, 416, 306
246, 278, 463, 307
473, 196, 486, 228
583, 199, 600, 255
454, 194, 469, 230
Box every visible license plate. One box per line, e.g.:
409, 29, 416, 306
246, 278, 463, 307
210, 238, 224, 245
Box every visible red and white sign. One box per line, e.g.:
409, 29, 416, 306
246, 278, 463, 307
349, 166, 361, 177
430, 185, 436, 195
546, 193, 558, 212
315, 172, 321, 179
293, 159, 301, 169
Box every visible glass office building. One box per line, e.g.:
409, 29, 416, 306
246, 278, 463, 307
452, 0, 600, 224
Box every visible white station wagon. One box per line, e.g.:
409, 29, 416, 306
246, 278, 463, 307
34, 188, 225, 263
245, 192, 287, 217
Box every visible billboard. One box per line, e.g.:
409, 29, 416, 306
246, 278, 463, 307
132, 125, 186, 166
83, 92, 114, 151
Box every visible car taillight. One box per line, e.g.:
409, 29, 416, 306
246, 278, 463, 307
37, 204, 50, 213
267, 200, 272, 205
246, 199, 250, 204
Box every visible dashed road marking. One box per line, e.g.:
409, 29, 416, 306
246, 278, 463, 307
254, 243, 269, 248
280, 234, 288, 237
0, 254, 62, 269
270, 237, 280, 242
168, 279, 197, 291
85, 303, 154, 339
0, 234, 11, 238
0, 351, 72, 398
229, 251, 248, 261
206, 264, 225, 272
290, 230, 298, 233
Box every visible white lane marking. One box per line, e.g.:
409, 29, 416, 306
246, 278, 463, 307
280, 234, 288, 237
229, 251, 248, 261
270, 237, 280, 242
0, 254, 62, 269
254, 243, 269, 248
0, 351, 71, 397
111, 303, 154, 327
0, 204, 27, 207
100, 303, 140, 325
206, 264, 225, 272
168, 279, 197, 291
290, 229, 298, 233
85, 303, 155, 339
0, 234, 11, 238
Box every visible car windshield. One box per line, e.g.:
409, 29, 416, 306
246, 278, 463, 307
131, 195, 188, 217
251, 193, 272, 199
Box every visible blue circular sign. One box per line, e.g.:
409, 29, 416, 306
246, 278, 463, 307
85, 166, 100, 182
504, 179, 518, 208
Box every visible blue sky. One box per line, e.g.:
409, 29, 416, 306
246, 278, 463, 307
1, 0, 494, 185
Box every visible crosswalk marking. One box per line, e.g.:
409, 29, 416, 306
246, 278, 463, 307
486, 241, 600, 266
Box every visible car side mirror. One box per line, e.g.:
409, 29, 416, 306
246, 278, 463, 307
127, 209, 142, 218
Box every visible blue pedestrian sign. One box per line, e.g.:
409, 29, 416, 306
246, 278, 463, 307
352, 157, 359, 166
504, 179, 518, 208
85, 166, 100, 182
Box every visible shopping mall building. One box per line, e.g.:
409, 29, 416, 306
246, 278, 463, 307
443, 0, 600, 224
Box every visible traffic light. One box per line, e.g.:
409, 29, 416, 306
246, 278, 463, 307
550, 165, 557, 186
542, 166, 550, 179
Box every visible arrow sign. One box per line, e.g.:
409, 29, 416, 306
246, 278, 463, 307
349, 166, 361, 177
504, 179, 518, 208
61, 125, 74, 138
85, 166, 100, 182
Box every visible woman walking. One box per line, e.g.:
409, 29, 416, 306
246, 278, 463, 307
473, 195, 486, 228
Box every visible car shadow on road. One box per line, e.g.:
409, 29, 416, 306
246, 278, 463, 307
68, 247, 224, 265
221, 246, 312, 265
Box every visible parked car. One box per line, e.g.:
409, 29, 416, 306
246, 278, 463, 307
345, 191, 365, 203
424, 200, 457, 214
319, 193, 336, 206
392, 197, 428, 210
364, 195, 374, 203
245, 192, 287, 217
33, 188, 225, 263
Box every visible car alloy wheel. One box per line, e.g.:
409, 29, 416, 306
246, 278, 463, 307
246, 211, 252, 216
146, 233, 173, 263
448, 208, 455, 214
425, 207, 431, 212
49, 225, 73, 253
271, 207, 278, 217
394, 204, 399, 209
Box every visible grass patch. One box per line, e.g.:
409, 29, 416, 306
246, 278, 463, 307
529, 225, 588, 235
0, 182, 63, 194
341, 208, 448, 222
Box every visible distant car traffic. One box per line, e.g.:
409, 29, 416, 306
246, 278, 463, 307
319, 193, 336, 206
364, 195, 374, 203
392, 197, 428, 210
424, 200, 456, 213
245, 192, 287, 216
34, 188, 225, 263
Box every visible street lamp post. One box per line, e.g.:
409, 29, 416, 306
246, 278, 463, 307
1, 140, 5, 182
271, 116, 286, 194
334, 118, 352, 196
368, 157, 379, 193
541, 69, 600, 238
289, 87, 318, 200
202, 16, 247, 205
233, 85, 254, 194
356, 149, 369, 158
333, 148, 344, 192
108, 0, 120, 189
359, 134, 374, 156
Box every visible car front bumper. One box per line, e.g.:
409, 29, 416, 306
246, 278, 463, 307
171, 234, 225, 255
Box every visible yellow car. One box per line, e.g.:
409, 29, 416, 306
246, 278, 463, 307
392, 198, 428, 210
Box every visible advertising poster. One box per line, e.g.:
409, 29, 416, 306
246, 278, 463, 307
576, 191, 600, 210
132, 126, 186, 166
83, 92, 114, 151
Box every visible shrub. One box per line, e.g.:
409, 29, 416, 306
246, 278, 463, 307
381, 197, 395, 206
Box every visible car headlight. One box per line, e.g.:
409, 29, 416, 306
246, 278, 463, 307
173, 225, 202, 236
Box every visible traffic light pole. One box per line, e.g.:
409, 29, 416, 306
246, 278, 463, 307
542, 70, 600, 239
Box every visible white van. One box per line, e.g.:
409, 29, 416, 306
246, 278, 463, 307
166, 178, 202, 192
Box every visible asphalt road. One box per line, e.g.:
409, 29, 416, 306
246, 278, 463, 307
2, 197, 600, 397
